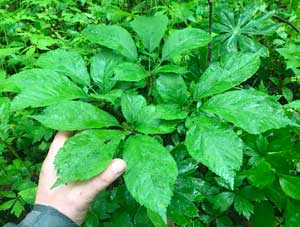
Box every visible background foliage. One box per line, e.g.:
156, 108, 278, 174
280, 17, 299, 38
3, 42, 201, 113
0, 0, 300, 226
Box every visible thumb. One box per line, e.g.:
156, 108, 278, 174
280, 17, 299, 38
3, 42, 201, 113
84, 158, 126, 198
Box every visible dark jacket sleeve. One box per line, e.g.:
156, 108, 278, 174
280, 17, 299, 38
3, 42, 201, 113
3, 204, 78, 227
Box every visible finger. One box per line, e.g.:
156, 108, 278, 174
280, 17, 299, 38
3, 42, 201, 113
85, 159, 126, 197
49, 131, 71, 155
46, 131, 71, 162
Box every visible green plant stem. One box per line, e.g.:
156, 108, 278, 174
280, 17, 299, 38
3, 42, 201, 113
272, 14, 300, 33
0, 137, 22, 160
207, 0, 213, 65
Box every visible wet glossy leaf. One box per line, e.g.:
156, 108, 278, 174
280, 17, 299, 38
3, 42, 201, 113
185, 115, 243, 187
54, 129, 126, 186
162, 28, 211, 61
194, 52, 260, 99
32, 101, 119, 131
83, 25, 138, 60
279, 175, 300, 200
168, 192, 198, 225
123, 135, 178, 221
90, 49, 123, 93
285, 199, 300, 227
131, 15, 168, 52
234, 195, 254, 220
208, 192, 235, 213
8, 69, 86, 111
156, 74, 189, 105
202, 89, 292, 134
113, 62, 149, 81
246, 160, 275, 188
36, 49, 90, 86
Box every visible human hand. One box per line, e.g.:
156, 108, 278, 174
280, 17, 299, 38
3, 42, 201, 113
35, 131, 126, 225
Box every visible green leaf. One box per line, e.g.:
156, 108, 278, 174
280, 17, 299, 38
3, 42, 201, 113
282, 87, 293, 103
83, 25, 138, 61
8, 69, 86, 111
18, 187, 36, 204
156, 74, 189, 105
32, 101, 119, 131
54, 129, 126, 186
0, 199, 15, 211
185, 115, 243, 187
11, 200, 24, 217
121, 94, 177, 134
111, 212, 132, 227
134, 207, 154, 227
123, 135, 178, 221
207, 192, 235, 213
234, 195, 254, 220
121, 93, 147, 124
135, 105, 177, 134
250, 202, 274, 227
285, 199, 300, 227
285, 100, 300, 111
131, 15, 168, 52
89, 89, 123, 105
90, 49, 123, 93
155, 65, 189, 74
168, 192, 198, 225
0, 47, 21, 58
155, 104, 187, 120
162, 28, 211, 61
113, 62, 149, 81
147, 209, 167, 227
279, 175, 300, 200
36, 49, 90, 86
194, 52, 260, 99
202, 89, 292, 134
246, 160, 275, 188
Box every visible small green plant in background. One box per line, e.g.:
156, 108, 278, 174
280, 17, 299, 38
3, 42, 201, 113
1, 0, 300, 226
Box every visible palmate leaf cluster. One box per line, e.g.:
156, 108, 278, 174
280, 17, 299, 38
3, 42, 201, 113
1, 1, 300, 226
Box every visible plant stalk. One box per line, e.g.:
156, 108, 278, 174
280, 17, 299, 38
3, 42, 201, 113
207, 0, 213, 65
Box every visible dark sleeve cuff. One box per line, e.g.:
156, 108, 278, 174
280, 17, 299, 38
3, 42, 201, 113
17, 204, 78, 227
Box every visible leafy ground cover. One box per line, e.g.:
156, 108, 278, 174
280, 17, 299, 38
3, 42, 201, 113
1, 0, 300, 226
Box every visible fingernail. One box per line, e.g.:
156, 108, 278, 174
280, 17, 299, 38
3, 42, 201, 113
110, 159, 126, 174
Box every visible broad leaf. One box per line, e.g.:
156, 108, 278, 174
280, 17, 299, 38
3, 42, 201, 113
155, 65, 189, 74
54, 129, 126, 186
185, 115, 243, 187
135, 105, 177, 134
36, 49, 90, 86
167, 192, 198, 225
123, 135, 178, 221
7, 69, 86, 111
155, 104, 187, 120
250, 202, 274, 227
121, 93, 177, 134
279, 175, 300, 200
194, 52, 260, 99
234, 195, 254, 220
246, 160, 275, 188
202, 89, 292, 134
162, 28, 211, 61
113, 62, 149, 81
208, 192, 235, 213
83, 25, 138, 61
121, 93, 147, 124
147, 209, 166, 227
134, 207, 154, 227
285, 199, 300, 227
32, 101, 119, 131
90, 49, 123, 93
156, 74, 189, 105
131, 15, 168, 52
